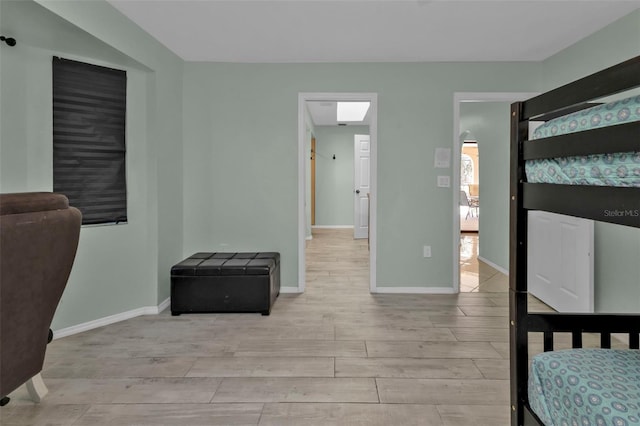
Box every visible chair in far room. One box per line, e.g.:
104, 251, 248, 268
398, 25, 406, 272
460, 190, 476, 219
467, 184, 479, 217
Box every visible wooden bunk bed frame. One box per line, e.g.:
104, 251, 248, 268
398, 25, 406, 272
509, 56, 640, 426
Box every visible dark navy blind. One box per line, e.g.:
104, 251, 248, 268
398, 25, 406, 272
53, 57, 127, 225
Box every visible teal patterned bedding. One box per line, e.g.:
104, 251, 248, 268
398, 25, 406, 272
526, 95, 640, 187
529, 349, 640, 426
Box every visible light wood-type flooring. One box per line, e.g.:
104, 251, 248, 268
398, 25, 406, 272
3, 229, 558, 425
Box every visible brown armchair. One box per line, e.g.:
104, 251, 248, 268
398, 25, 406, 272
0, 192, 81, 405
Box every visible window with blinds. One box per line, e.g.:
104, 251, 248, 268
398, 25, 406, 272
52, 57, 127, 225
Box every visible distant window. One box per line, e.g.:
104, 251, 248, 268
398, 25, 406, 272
52, 57, 127, 225
461, 154, 474, 185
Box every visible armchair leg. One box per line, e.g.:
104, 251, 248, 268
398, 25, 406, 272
25, 373, 48, 403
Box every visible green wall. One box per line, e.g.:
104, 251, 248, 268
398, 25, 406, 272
0, 0, 184, 329
542, 11, 640, 90
1, 0, 636, 332
182, 62, 540, 289
459, 102, 511, 271
540, 10, 640, 313
182, 8, 637, 292
314, 126, 369, 227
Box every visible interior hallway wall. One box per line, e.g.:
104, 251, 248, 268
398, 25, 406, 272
314, 125, 369, 227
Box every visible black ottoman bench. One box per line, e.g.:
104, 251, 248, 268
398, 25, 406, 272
171, 252, 280, 316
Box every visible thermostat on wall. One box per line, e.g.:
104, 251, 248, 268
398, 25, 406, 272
434, 148, 451, 168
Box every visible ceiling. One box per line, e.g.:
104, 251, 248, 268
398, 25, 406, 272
106, 1, 639, 63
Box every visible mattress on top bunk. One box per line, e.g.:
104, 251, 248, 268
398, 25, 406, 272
526, 95, 640, 187
529, 348, 640, 426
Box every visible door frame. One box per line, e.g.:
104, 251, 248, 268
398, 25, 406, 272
452, 92, 538, 292
311, 136, 316, 226
298, 92, 378, 293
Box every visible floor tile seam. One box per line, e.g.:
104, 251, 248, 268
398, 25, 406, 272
429, 323, 508, 329
186, 374, 335, 379
43, 375, 204, 381
335, 355, 493, 360
91, 401, 228, 406
360, 356, 504, 361
456, 312, 509, 318
344, 339, 459, 346
213, 376, 381, 381
363, 338, 499, 344
360, 336, 502, 345
179, 358, 199, 380
375, 377, 509, 382
469, 358, 507, 377
432, 403, 447, 425
262, 402, 444, 406
54, 403, 92, 426
255, 402, 268, 425
335, 327, 458, 336
345, 353, 497, 358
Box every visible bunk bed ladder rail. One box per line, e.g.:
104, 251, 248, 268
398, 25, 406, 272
509, 100, 531, 426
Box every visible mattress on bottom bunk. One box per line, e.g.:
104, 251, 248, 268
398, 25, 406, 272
526, 94, 640, 187
529, 348, 640, 426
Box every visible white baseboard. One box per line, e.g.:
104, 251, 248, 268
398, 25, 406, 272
478, 256, 509, 276
157, 297, 171, 313
53, 297, 171, 340
312, 225, 354, 229
305, 235, 313, 240
373, 286, 456, 294
282, 285, 455, 295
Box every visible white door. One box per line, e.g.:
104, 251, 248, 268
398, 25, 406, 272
528, 211, 594, 313
354, 134, 370, 239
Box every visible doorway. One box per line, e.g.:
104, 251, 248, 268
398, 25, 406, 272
452, 92, 538, 293
459, 136, 480, 292
311, 136, 316, 227
298, 93, 378, 293
460, 139, 479, 233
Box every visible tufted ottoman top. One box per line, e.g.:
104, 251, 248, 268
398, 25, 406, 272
171, 252, 280, 276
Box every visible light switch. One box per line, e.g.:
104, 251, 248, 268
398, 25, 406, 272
437, 176, 450, 188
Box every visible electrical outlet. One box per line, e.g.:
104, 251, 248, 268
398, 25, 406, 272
423, 245, 432, 258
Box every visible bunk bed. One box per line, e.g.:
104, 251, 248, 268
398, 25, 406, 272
509, 56, 640, 426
